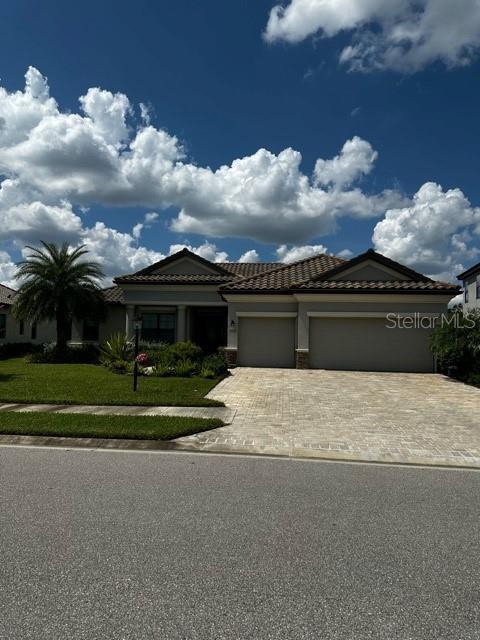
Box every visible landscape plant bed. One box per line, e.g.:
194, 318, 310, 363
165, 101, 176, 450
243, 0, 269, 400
0, 358, 224, 407
0, 412, 223, 440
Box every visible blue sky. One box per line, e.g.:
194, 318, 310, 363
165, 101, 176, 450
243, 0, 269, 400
1, 0, 480, 285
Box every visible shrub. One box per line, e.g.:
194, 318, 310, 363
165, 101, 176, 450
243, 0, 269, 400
0, 342, 41, 360
152, 363, 175, 377
146, 341, 203, 369
465, 372, 480, 387
99, 333, 133, 365
200, 366, 216, 379
135, 352, 150, 366
201, 352, 228, 377
174, 358, 198, 377
26, 343, 99, 364
167, 341, 203, 363
107, 359, 131, 374
430, 309, 480, 375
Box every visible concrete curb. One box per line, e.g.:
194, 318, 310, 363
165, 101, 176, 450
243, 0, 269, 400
1, 434, 479, 469
0, 403, 235, 424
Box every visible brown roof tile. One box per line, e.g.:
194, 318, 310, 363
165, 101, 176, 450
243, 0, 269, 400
218, 263, 279, 277
0, 283, 16, 306
293, 279, 460, 293
114, 274, 234, 285
220, 254, 346, 292
103, 286, 125, 304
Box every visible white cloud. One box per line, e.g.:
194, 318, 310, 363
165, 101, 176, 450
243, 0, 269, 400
0, 250, 17, 289
81, 222, 164, 280
132, 211, 159, 240
276, 243, 329, 263
239, 249, 260, 263
373, 182, 480, 280
314, 136, 377, 189
132, 223, 143, 240
79, 87, 132, 148
264, 0, 480, 72
337, 248, 354, 259
0, 68, 403, 246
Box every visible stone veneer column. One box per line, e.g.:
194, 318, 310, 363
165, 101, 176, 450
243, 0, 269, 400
224, 348, 238, 368
295, 349, 309, 369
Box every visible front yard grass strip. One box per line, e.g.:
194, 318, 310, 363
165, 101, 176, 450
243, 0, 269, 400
0, 358, 224, 407
0, 412, 223, 440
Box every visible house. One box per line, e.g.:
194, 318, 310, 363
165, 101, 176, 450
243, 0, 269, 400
457, 261, 480, 311
0, 248, 459, 372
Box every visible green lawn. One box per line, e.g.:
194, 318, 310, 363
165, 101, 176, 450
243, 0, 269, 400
0, 411, 223, 440
0, 358, 223, 406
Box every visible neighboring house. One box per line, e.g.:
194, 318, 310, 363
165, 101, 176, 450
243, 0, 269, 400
457, 261, 480, 311
1, 248, 459, 372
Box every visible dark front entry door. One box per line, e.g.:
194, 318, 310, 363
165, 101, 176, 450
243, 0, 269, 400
191, 307, 228, 354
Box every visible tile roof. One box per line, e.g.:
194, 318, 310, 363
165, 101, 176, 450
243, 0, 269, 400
292, 280, 460, 293
114, 274, 234, 284
103, 286, 125, 304
0, 283, 17, 306
220, 254, 346, 292
114, 262, 278, 284
219, 263, 279, 277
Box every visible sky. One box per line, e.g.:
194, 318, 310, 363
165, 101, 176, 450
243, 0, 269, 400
1, 0, 480, 287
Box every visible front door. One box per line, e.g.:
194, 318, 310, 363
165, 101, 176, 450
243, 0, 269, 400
191, 307, 227, 353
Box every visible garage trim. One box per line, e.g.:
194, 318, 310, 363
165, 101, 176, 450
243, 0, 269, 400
237, 312, 297, 318
306, 311, 440, 318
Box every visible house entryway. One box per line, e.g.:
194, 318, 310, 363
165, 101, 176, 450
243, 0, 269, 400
190, 307, 227, 354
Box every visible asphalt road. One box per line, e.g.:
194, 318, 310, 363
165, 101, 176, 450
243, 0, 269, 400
0, 447, 479, 640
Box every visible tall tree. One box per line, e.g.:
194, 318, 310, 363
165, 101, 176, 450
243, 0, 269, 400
13, 242, 107, 352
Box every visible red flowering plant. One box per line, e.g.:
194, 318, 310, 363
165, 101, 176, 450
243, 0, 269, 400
135, 352, 150, 366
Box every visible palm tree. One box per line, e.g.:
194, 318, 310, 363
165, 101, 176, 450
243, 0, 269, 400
13, 242, 107, 353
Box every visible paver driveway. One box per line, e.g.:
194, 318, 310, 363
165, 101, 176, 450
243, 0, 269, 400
176, 368, 480, 467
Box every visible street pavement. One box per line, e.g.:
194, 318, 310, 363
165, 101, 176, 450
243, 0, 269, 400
1, 447, 479, 639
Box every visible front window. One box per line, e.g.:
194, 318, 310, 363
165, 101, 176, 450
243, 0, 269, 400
83, 318, 99, 341
0, 314, 6, 339
141, 312, 176, 343
31, 322, 37, 340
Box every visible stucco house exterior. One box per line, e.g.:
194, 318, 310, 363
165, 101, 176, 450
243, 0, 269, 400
1, 248, 459, 372
457, 261, 480, 311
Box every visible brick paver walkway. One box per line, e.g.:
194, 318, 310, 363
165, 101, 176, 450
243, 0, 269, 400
175, 368, 480, 467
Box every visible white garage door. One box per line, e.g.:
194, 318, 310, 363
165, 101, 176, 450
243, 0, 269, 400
238, 317, 296, 368
309, 317, 434, 373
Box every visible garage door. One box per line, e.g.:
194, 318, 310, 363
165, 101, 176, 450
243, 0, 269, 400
309, 317, 434, 373
238, 317, 296, 368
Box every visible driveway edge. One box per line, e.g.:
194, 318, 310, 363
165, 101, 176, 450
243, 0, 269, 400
1, 434, 479, 469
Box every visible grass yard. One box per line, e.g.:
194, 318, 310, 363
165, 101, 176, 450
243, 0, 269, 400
0, 411, 223, 440
0, 358, 223, 407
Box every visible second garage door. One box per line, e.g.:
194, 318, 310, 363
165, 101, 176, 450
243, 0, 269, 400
309, 317, 434, 373
238, 317, 296, 368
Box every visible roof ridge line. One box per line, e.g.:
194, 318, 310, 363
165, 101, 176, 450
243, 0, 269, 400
219, 253, 343, 289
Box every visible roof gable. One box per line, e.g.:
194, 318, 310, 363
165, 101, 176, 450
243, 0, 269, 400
457, 260, 480, 281
130, 249, 231, 277
314, 249, 431, 283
